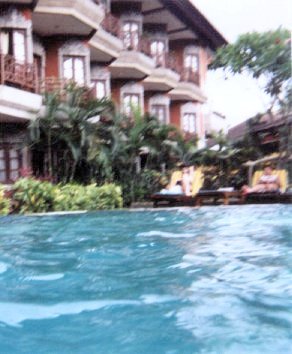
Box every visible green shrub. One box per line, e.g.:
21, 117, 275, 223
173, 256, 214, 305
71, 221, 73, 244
122, 169, 164, 205
13, 178, 56, 214
54, 183, 123, 211
0, 185, 10, 215
11, 179, 122, 214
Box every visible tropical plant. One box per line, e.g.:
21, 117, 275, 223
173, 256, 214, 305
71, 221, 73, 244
13, 178, 57, 214
210, 28, 291, 177
210, 28, 291, 107
0, 185, 10, 215
201, 131, 240, 188
30, 84, 114, 183
54, 183, 123, 211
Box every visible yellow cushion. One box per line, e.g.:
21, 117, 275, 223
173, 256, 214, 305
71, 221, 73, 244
252, 169, 287, 192
168, 170, 182, 189
191, 167, 204, 195
167, 167, 204, 196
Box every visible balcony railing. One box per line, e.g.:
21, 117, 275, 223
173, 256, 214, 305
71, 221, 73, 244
102, 13, 120, 37
165, 53, 180, 73
181, 67, 200, 86
0, 54, 39, 93
40, 77, 96, 102
119, 31, 151, 57
138, 37, 151, 57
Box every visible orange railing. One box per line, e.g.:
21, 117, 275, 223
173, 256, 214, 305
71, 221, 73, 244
165, 53, 180, 73
0, 54, 39, 93
138, 37, 151, 56
102, 13, 120, 36
40, 77, 96, 102
181, 67, 200, 85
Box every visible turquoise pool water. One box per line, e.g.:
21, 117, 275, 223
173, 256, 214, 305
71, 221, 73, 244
0, 205, 291, 354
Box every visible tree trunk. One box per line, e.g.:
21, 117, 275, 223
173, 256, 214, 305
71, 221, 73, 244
47, 131, 53, 179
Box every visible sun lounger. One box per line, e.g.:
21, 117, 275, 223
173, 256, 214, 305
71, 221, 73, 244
150, 167, 204, 207
194, 189, 243, 206
244, 169, 291, 204
245, 191, 292, 204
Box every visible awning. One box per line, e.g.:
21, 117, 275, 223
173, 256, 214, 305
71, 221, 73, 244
243, 152, 292, 167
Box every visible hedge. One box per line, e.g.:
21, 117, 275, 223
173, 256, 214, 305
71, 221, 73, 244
11, 178, 123, 214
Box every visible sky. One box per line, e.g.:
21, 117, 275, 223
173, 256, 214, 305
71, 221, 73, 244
192, 0, 292, 128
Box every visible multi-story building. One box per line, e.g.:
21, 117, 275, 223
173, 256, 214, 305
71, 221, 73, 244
0, 0, 227, 183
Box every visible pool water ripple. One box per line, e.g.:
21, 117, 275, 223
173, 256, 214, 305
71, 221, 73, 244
0, 205, 291, 354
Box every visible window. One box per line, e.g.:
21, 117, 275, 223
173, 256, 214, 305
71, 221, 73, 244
123, 93, 140, 115
122, 22, 139, 50
63, 56, 85, 85
92, 80, 107, 99
182, 113, 196, 133
151, 104, 167, 124
0, 145, 22, 183
0, 28, 26, 62
34, 54, 43, 80
150, 40, 165, 66
184, 53, 199, 72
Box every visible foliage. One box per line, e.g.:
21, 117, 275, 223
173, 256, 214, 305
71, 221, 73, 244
210, 28, 291, 106
31, 85, 225, 202
13, 178, 56, 214
11, 178, 122, 213
121, 169, 164, 205
87, 108, 185, 204
200, 131, 241, 187
54, 183, 122, 211
30, 84, 114, 183
0, 185, 10, 215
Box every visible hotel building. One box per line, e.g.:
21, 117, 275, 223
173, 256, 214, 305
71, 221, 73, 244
0, 0, 226, 183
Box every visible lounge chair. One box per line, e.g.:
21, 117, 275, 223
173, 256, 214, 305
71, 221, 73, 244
150, 167, 204, 207
245, 169, 292, 204
194, 188, 243, 206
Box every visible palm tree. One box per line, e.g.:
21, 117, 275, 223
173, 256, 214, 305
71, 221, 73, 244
30, 91, 60, 178
30, 84, 114, 182
201, 131, 240, 187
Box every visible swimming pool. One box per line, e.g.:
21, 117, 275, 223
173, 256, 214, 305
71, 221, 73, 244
0, 205, 291, 354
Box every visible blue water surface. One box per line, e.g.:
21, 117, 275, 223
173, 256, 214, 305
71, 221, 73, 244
0, 205, 291, 354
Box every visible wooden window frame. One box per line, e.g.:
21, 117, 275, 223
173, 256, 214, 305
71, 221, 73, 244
122, 92, 140, 115
0, 28, 27, 62
0, 144, 22, 184
92, 79, 107, 99
182, 112, 196, 133
150, 39, 166, 67
151, 104, 167, 124
62, 55, 86, 85
122, 21, 140, 50
33, 53, 43, 81
184, 53, 199, 72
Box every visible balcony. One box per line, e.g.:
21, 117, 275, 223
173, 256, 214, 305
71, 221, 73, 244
0, 54, 39, 93
40, 77, 97, 102
169, 67, 206, 102
181, 68, 200, 86
144, 53, 180, 91
0, 54, 42, 122
32, 0, 104, 37
109, 33, 155, 79
89, 14, 123, 62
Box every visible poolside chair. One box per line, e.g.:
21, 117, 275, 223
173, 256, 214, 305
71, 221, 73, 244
150, 167, 204, 207
251, 169, 287, 192
246, 169, 292, 204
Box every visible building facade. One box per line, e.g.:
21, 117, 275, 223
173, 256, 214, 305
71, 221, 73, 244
0, 0, 226, 183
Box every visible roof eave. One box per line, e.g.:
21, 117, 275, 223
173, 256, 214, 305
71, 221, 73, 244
160, 0, 228, 50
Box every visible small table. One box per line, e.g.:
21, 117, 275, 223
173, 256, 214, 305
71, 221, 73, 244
195, 190, 243, 206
